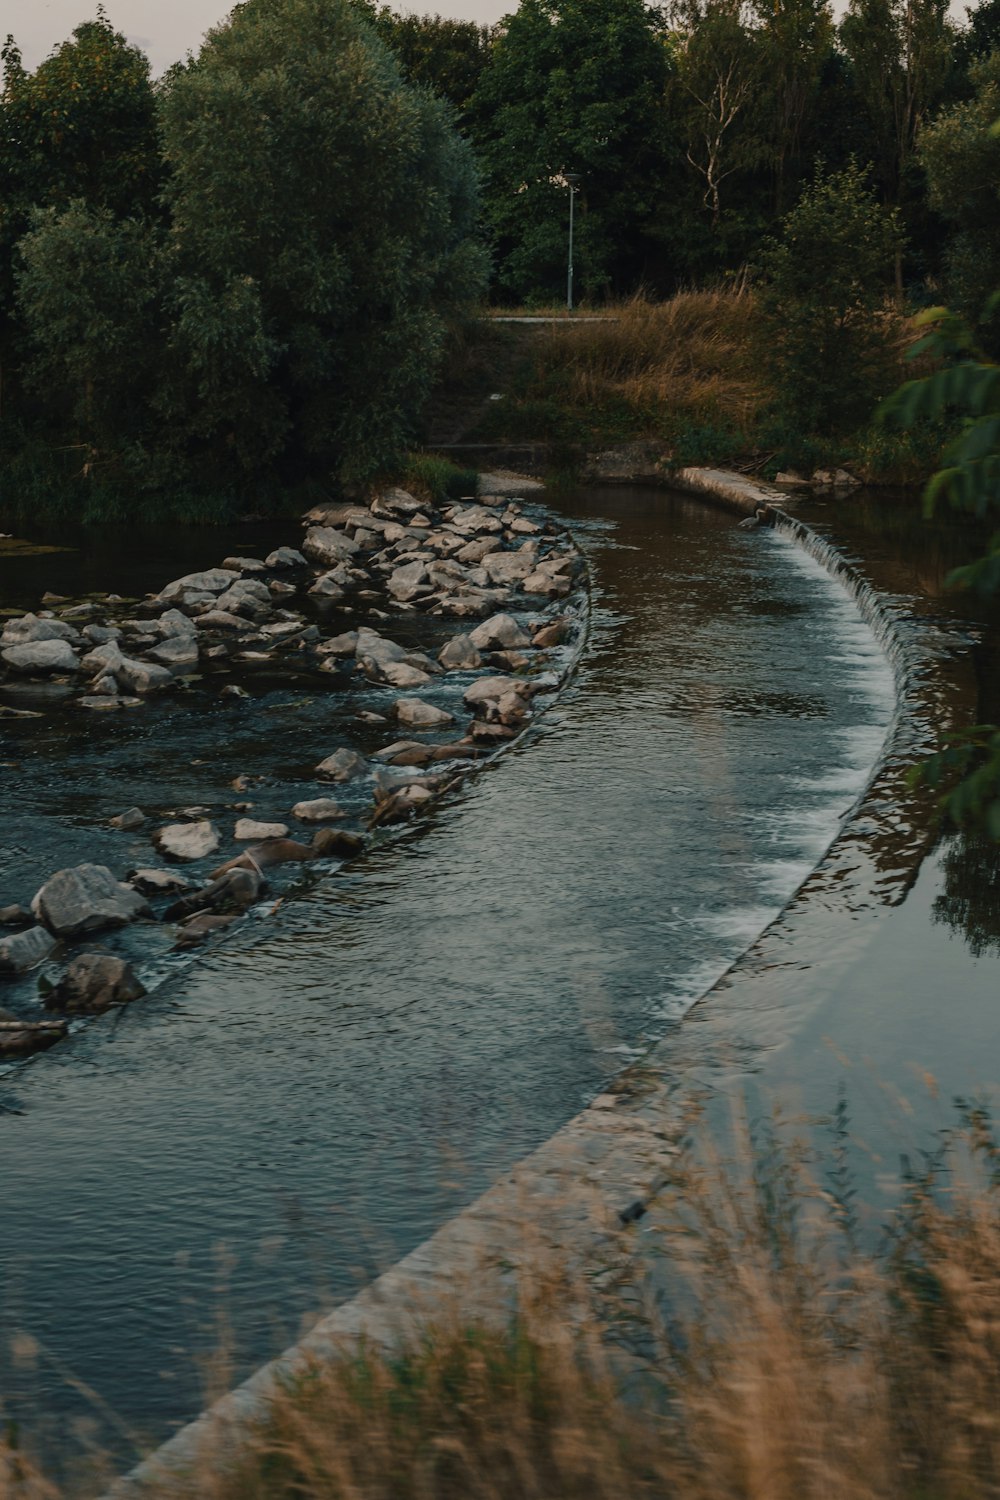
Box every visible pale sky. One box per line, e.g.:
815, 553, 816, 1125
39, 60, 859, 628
6, 0, 513, 76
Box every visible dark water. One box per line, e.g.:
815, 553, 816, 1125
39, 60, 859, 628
1, 489, 898, 1466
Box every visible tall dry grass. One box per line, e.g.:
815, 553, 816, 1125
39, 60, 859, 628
206, 1103, 1000, 1500
534, 288, 767, 434
7, 1102, 1000, 1498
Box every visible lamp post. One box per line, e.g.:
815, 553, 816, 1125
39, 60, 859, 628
564, 173, 581, 312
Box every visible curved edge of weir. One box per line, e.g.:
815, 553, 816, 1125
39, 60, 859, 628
106, 466, 934, 1498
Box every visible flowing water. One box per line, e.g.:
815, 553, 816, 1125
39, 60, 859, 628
0, 486, 914, 1466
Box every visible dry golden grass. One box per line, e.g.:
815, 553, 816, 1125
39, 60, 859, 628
7, 1105, 1000, 1498
206, 1107, 1000, 1500
534, 288, 767, 431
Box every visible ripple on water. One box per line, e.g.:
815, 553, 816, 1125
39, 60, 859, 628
0, 487, 897, 1469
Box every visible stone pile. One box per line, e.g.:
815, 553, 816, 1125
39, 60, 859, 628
0, 481, 588, 1060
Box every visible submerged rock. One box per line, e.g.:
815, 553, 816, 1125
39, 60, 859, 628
0, 925, 57, 975
33, 865, 151, 939
315, 748, 369, 782
109, 807, 146, 832
46, 952, 146, 1013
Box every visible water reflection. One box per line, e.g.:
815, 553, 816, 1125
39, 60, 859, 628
933, 833, 1000, 957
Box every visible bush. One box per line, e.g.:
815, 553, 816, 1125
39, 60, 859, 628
758, 161, 905, 440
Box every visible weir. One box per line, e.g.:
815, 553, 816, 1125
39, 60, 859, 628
93, 472, 941, 1497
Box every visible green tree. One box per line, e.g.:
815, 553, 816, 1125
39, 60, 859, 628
884, 296, 1000, 836
752, 0, 835, 212
472, 0, 671, 303
0, 12, 161, 418
920, 51, 1000, 331
669, 0, 767, 230
10, 0, 487, 511
839, 0, 956, 287
759, 159, 903, 439
351, 6, 493, 128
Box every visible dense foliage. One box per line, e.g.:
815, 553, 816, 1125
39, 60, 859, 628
3, 0, 1000, 516
0, 0, 486, 518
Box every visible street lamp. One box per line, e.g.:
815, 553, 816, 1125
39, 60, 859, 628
564, 173, 581, 312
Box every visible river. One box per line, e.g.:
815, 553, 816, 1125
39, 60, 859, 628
1, 481, 994, 1478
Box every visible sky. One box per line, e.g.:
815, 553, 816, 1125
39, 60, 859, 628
8, 0, 512, 76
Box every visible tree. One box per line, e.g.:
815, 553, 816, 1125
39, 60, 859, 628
758, 160, 903, 439
11, 0, 487, 509
351, 6, 493, 128
920, 51, 1000, 332
839, 0, 956, 287
0, 12, 161, 417
884, 294, 1000, 837
472, 0, 672, 303
752, 0, 834, 212
669, 0, 767, 230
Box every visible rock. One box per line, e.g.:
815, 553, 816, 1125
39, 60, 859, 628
0, 1020, 68, 1057
269, 579, 297, 597
1, 613, 77, 646
265, 546, 308, 569
129, 868, 191, 897
110, 807, 145, 832
315, 748, 369, 782
81, 640, 124, 676
0, 925, 57, 975
489, 649, 531, 672
83, 624, 122, 646
438, 634, 483, 670
173, 913, 238, 949
217, 577, 272, 608
220, 684, 250, 700
362, 659, 431, 689
154, 609, 197, 640
469, 613, 532, 651
153, 821, 221, 862
470, 719, 516, 743
159, 568, 239, 600
371, 486, 424, 517
78, 695, 141, 711
33, 865, 151, 938
164, 867, 264, 921
147, 635, 199, 672
833, 468, 860, 486
455, 536, 502, 564
311, 828, 364, 859
116, 656, 174, 694
302, 527, 361, 568
811, 469, 836, 486
291, 797, 344, 823
775, 470, 808, 486
369, 782, 437, 827
222, 556, 266, 573
463, 675, 521, 708
45, 952, 146, 1013
317, 631, 358, 657
235, 818, 289, 841
1, 639, 80, 674
395, 697, 455, 729
0, 905, 32, 927
387, 561, 429, 602
373, 739, 436, 767
447, 505, 504, 536
92, 673, 120, 696
522, 569, 571, 598
210, 837, 316, 877
532, 618, 571, 648
308, 574, 346, 601
482, 549, 538, 586
195, 609, 249, 632
509, 516, 541, 535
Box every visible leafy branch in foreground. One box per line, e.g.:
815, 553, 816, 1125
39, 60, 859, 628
882, 276, 1000, 837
